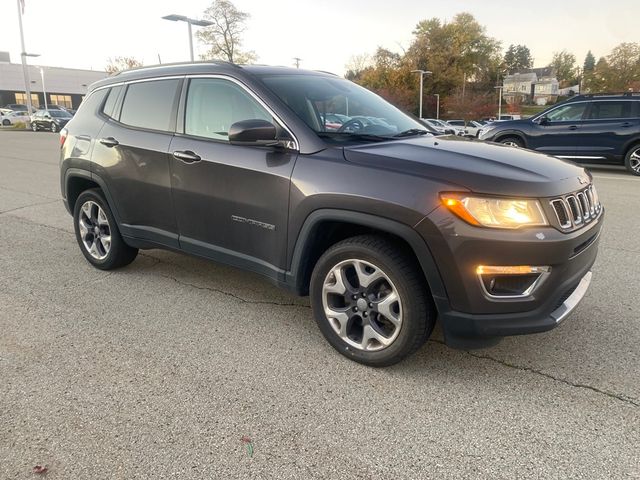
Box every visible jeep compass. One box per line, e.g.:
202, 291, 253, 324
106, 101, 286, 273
59, 62, 604, 366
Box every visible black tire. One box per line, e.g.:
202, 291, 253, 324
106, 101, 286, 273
2, 119, 10, 126
624, 144, 640, 176
310, 234, 435, 367
31, 122, 38, 132
50, 123, 57, 133
498, 136, 524, 148
73, 188, 138, 270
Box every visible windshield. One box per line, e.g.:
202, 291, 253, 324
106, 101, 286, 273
50, 110, 72, 118
259, 74, 428, 140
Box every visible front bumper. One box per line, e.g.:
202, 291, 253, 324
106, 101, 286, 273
415, 205, 604, 349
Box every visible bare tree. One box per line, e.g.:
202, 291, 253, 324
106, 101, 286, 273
197, 0, 256, 64
105, 56, 143, 74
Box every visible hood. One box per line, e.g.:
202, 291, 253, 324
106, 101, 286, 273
343, 135, 589, 197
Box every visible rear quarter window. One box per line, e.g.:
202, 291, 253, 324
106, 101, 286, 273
63, 88, 109, 135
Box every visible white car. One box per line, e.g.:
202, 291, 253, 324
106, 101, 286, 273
1, 110, 31, 126
463, 121, 484, 137
443, 120, 467, 136
421, 118, 456, 135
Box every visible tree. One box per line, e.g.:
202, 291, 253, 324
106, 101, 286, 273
504, 44, 533, 74
605, 42, 640, 91
549, 50, 578, 86
583, 50, 596, 72
345, 54, 372, 80
197, 0, 256, 64
105, 56, 143, 74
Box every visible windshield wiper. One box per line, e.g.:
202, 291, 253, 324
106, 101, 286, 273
317, 132, 390, 142
393, 129, 430, 138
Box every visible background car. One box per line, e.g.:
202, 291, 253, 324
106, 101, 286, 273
420, 118, 456, 135
1, 110, 31, 126
30, 108, 73, 132
463, 120, 484, 137
478, 93, 640, 175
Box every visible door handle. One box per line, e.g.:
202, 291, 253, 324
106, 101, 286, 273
172, 150, 202, 163
99, 137, 119, 147
568, 125, 578, 130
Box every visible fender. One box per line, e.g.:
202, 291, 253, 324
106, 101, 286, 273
493, 129, 528, 147
284, 209, 449, 312
64, 168, 124, 225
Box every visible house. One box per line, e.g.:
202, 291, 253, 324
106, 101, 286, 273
503, 67, 559, 106
0, 52, 108, 110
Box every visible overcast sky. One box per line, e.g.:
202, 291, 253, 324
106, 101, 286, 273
0, 0, 638, 75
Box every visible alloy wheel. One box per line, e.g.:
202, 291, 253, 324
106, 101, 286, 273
630, 148, 640, 174
78, 201, 111, 260
321, 259, 402, 351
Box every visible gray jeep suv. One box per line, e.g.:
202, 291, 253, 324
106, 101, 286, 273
59, 62, 603, 366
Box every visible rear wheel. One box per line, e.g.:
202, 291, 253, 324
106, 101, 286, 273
310, 235, 435, 367
73, 189, 138, 270
31, 121, 38, 132
624, 145, 640, 176
50, 123, 57, 133
2, 119, 10, 126
498, 136, 524, 148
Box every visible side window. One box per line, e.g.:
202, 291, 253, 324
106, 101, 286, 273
546, 103, 588, 122
184, 78, 274, 141
588, 101, 632, 120
102, 85, 122, 119
120, 79, 180, 131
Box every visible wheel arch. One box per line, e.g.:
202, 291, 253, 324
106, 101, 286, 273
285, 209, 447, 308
64, 169, 122, 223
494, 130, 527, 147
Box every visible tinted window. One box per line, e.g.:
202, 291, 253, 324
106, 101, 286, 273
588, 101, 633, 120
120, 79, 180, 131
184, 78, 274, 141
102, 85, 122, 119
546, 103, 587, 122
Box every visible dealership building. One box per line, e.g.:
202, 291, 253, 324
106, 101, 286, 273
0, 51, 109, 110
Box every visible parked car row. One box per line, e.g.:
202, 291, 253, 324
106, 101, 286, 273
1, 104, 75, 131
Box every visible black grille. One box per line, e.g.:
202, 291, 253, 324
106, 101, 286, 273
550, 185, 601, 232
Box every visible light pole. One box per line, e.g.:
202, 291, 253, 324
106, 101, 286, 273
411, 69, 432, 119
16, 0, 37, 113
494, 86, 503, 120
40, 68, 47, 110
434, 94, 440, 119
162, 14, 214, 62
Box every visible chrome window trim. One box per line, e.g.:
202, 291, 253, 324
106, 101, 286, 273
184, 73, 300, 151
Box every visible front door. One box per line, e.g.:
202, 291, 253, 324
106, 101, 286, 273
529, 102, 589, 157
169, 77, 297, 276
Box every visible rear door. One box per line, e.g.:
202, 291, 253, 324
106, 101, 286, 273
93, 77, 182, 247
573, 100, 639, 162
169, 76, 297, 275
528, 102, 589, 156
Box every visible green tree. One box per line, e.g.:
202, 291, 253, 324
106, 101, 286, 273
105, 56, 143, 74
583, 50, 596, 72
549, 50, 578, 86
197, 0, 256, 64
504, 44, 533, 74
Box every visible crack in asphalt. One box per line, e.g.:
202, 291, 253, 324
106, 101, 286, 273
428, 339, 639, 408
0, 199, 60, 215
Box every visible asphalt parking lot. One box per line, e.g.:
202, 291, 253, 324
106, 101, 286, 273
0, 131, 638, 479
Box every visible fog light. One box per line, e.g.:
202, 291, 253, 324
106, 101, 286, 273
476, 265, 550, 298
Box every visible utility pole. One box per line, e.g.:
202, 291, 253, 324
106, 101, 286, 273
293, 57, 302, 69
434, 94, 440, 119
16, 0, 33, 114
495, 86, 503, 119
40, 68, 47, 110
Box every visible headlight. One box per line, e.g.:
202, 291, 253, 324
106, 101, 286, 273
478, 126, 496, 138
440, 193, 548, 229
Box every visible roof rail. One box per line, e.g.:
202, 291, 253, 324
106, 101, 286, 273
567, 92, 639, 101
113, 60, 239, 76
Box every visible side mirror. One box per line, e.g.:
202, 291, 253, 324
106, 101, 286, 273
538, 116, 550, 125
229, 119, 279, 146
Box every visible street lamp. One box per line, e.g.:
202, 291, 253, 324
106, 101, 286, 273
434, 94, 440, 120
21, 52, 39, 112
494, 85, 503, 120
40, 68, 47, 110
411, 69, 432, 119
162, 14, 214, 62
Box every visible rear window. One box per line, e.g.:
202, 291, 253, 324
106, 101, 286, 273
588, 101, 635, 120
119, 79, 180, 131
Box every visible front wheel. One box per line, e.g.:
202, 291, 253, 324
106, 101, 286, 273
310, 235, 435, 367
31, 122, 38, 132
624, 145, 640, 176
73, 189, 138, 270
50, 123, 57, 133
